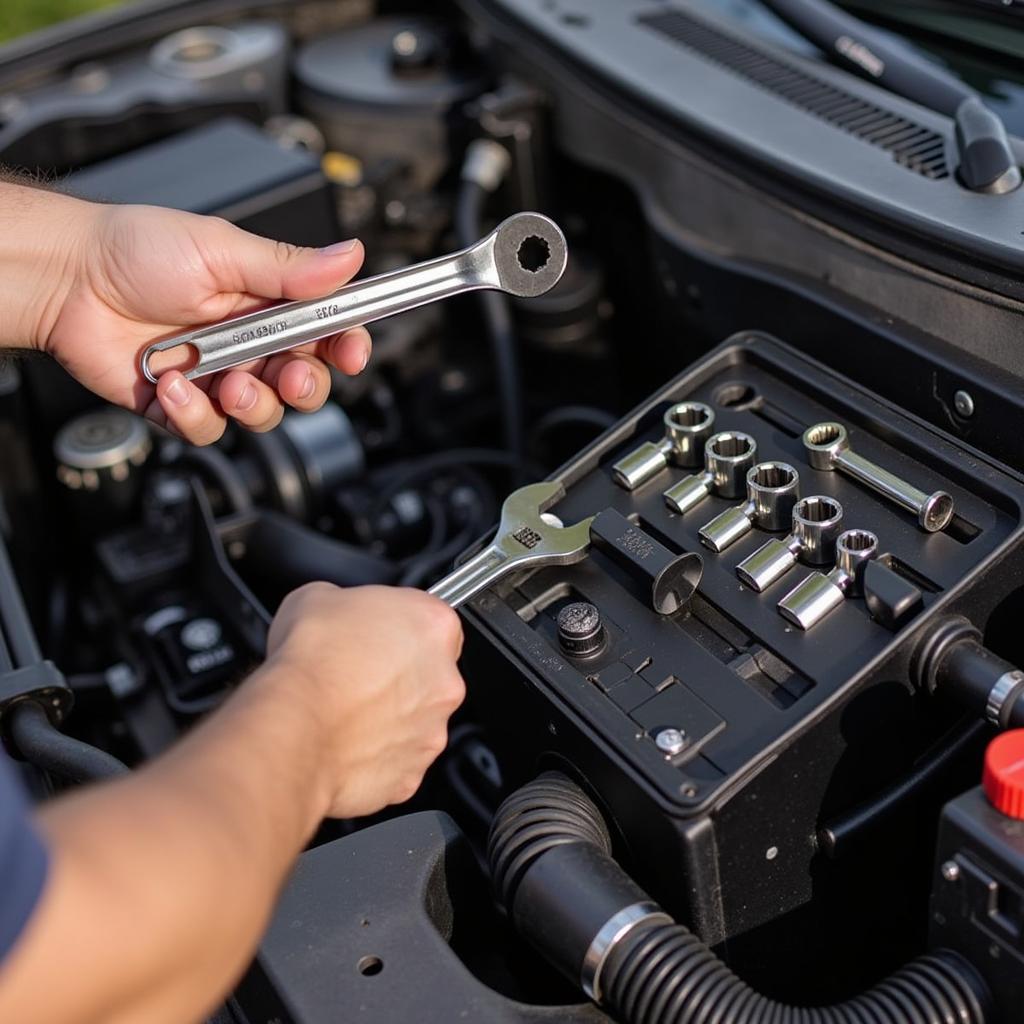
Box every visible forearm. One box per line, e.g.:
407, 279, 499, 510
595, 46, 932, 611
0, 179, 98, 350
0, 661, 331, 1024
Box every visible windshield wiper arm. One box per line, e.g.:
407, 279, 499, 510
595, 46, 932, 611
761, 0, 1021, 193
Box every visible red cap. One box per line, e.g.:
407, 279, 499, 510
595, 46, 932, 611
983, 730, 1024, 820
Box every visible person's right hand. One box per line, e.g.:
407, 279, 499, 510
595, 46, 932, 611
263, 583, 466, 819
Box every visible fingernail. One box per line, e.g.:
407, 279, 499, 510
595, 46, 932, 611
299, 371, 316, 400
164, 377, 191, 408
320, 239, 359, 257
359, 345, 370, 373
236, 384, 258, 412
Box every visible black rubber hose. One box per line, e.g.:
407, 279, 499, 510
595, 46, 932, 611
915, 618, 1024, 731
454, 180, 525, 461
0, 538, 42, 666
174, 446, 253, 515
7, 701, 129, 783
489, 773, 990, 1024
601, 923, 985, 1024
489, 771, 613, 908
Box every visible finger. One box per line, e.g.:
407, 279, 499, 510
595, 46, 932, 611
215, 370, 286, 433
324, 327, 373, 376
142, 397, 183, 441
262, 325, 372, 377
156, 372, 227, 446
207, 221, 365, 302
260, 353, 331, 412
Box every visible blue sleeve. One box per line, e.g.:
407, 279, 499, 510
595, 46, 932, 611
0, 750, 48, 962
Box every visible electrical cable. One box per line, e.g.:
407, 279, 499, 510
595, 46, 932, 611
456, 140, 525, 459
529, 405, 617, 456
399, 525, 477, 588
531, 404, 617, 438
371, 448, 542, 516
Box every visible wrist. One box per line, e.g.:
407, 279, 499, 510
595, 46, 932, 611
244, 655, 338, 831
0, 181, 102, 351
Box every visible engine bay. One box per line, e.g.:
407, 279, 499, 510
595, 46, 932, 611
1, 1, 1023, 1021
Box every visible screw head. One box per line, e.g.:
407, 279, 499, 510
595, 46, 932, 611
954, 390, 975, 418
941, 860, 961, 883
655, 728, 687, 756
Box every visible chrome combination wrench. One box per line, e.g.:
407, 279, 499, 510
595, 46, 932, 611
141, 212, 568, 383
802, 422, 954, 533
428, 481, 594, 609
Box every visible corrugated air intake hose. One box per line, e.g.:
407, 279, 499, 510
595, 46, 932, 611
488, 772, 990, 1024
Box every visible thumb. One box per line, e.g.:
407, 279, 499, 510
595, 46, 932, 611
206, 220, 364, 302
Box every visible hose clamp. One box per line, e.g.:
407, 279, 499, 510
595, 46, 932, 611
986, 670, 1024, 727
581, 901, 672, 1003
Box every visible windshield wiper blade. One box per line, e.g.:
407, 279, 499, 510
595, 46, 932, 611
761, 0, 1021, 193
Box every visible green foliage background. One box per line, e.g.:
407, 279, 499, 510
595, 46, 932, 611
0, 1, 124, 44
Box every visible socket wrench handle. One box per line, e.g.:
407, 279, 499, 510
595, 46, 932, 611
141, 212, 567, 382
802, 423, 953, 533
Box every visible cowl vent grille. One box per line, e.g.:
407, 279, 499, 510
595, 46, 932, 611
637, 9, 950, 179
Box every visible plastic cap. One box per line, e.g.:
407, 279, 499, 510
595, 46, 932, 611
982, 729, 1024, 820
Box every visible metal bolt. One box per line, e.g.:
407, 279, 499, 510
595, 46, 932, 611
392, 30, 419, 57
557, 602, 605, 657
941, 860, 961, 883
655, 728, 687, 756
953, 390, 975, 418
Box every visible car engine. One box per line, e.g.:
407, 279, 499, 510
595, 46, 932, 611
0, 1, 1022, 1021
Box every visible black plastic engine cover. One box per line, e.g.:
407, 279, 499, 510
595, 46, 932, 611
235, 811, 603, 1024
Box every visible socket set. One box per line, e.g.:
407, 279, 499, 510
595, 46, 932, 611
460, 334, 1024, 820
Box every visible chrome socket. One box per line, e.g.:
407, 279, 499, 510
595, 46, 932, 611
802, 422, 954, 533
777, 528, 879, 630
663, 431, 757, 514
736, 495, 844, 592
612, 402, 715, 490
698, 461, 800, 553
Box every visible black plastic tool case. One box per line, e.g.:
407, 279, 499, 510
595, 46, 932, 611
462, 332, 1024, 975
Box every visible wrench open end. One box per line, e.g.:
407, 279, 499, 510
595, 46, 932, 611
427, 479, 594, 608
490, 213, 568, 299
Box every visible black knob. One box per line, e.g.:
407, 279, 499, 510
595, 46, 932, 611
557, 602, 605, 657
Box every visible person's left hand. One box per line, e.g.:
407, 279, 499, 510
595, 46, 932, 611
45, 202, 371, 445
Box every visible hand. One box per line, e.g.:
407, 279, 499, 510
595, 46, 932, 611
263, 583, 466, 819
45, 201, 372, 445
